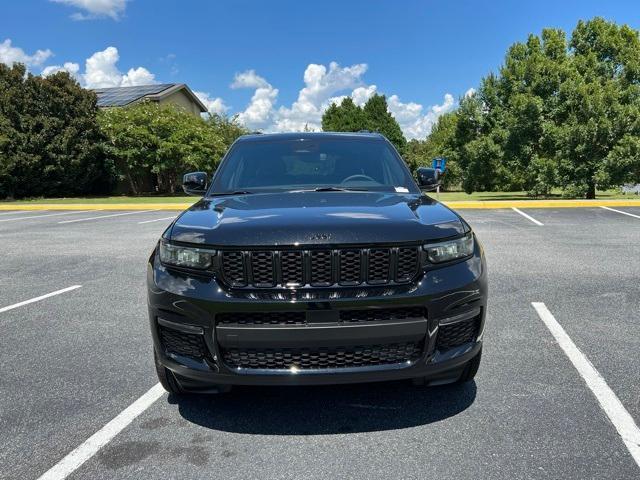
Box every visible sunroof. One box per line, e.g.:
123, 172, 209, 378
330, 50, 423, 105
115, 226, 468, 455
93, 84, 176, 107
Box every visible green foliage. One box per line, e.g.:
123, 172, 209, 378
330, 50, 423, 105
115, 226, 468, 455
321, 97, 367, 132
422, 17, 640, 198
99, 104, 245, 194
0, 63, 110, 199
362, 94, 407, 153
404, 112, 462, 187
321, 94, 407, 153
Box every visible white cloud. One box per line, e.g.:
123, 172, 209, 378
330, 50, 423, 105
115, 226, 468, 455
51, 0, 128, 20
387, 93, 455, 139
41, 62, 80, 80
274, 62, 368, 132
351, 85, 377, 106
231, 70, 269, 89
83, 46, 121, 87
229, 62, 456, 139
194, 91, 229, 116
231, 70, 278, 130
0, 39, 52, 67
82, 46, 156, 88
464, 87, 476, 98
121, 66, 156, 86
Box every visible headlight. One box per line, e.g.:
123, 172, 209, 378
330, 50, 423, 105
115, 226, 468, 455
424, 233, 474, 264
159, 240, 216, 270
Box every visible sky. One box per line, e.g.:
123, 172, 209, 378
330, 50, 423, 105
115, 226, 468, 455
1, 0, 639, 139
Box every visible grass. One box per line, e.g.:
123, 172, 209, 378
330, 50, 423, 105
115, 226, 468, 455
428, 189, 634, 201
1, 189, 637, 204
0, 195, 196, 204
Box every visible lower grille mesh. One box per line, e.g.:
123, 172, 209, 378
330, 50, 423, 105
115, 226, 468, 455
217, 311, 306, 325
159, 326, 206, 359
339, 307, 425, 323
222, 342, 422, 370
436, 317, 479, 349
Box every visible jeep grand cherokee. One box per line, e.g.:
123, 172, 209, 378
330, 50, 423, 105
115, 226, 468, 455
147, 132, 487, 394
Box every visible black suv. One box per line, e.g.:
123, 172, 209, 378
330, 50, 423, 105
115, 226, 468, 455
148, 132, 487, 394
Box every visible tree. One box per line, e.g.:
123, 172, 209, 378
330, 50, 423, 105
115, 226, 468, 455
404, 112, 462, 188
440, 17, 640, 198
322, 97, 367, 132
556, 18, 640, 198
206, 113, 249, 153
99, 102, 230, 194
321, 94, 407, 153
363, 94, 407, 153
0, 64, 110, 199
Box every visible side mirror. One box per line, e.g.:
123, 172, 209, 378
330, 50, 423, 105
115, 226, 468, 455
416, 167, 440, 191
182, 172, 209, 196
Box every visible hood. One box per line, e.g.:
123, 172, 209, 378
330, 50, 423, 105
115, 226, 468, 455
169, 192, 465, 247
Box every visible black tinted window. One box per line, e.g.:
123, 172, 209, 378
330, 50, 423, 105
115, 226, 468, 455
211, 137, 418, 193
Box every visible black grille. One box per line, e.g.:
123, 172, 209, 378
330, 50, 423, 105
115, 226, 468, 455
219, 246, 420, 289
217, 311, 306, 325
436, 317, 479, 349
159, 326, 206, 359
397, 248, 419, 281
251, 251, 275, 287
368, 249, 390, 283
222, 342, 422, 370
281, 251, 303, 286
339, 250, 361, 285
222, 251, 246, 287
310, 250, 333, 285
339, 307, 425, 323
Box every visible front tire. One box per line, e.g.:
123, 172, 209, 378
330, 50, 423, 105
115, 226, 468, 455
154, 349, 184, 395
456, 349, 482, 383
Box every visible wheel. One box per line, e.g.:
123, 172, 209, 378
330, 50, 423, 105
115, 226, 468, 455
456, 349, 482, 384
153, 349, 232, 394
154, 349, 184, 395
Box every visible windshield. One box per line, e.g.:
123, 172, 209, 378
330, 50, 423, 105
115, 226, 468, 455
210, 137, 420, 194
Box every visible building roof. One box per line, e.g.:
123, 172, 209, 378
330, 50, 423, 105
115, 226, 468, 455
92, 83, 207, 112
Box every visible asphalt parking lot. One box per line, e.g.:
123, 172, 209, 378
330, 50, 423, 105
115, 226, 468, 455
1, 205, 639, 479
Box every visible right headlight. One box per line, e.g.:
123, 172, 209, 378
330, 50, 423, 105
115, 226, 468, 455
158, 240, 216, 270
424, 233, 474, 264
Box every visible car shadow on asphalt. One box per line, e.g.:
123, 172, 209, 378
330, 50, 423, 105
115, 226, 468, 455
168, 380, 476, 435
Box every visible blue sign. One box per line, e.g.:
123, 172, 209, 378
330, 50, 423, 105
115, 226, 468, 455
432, 157, 447, 173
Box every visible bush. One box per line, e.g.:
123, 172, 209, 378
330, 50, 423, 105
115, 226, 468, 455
0, 64, 111, 199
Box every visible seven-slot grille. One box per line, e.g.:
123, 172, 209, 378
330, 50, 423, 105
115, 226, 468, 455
221, 246, 419, 288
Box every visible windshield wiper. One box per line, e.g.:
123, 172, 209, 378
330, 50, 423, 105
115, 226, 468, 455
294, 186, 370, 192
209, 190, 253, 196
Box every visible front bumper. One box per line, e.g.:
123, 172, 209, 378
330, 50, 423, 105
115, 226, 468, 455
147, 244, 487, 390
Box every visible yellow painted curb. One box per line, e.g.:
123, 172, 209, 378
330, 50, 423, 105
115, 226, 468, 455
0, 203, 193, 211
443, 199, 640, 209
1, 199, 639, 211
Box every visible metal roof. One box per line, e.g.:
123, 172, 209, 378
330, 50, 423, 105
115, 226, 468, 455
93, 84, 176, 107
92, 83, 207, 112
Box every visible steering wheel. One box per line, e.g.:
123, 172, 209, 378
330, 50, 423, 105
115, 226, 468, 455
341, 174, 376, 184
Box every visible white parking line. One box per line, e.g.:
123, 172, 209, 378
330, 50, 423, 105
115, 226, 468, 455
0, 210, 30, 216
37, 383, 165, 480
0, 285, 82, 314
0, 210, 93, 223
511, 207, 544, 226
58, 210, 159, 224
532, 302, 640, 468
601, 206, 640, 219
138, 216, 176, 224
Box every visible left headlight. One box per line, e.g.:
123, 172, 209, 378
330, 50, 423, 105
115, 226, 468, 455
424, 233, 474, 264
159, 240, 216, 270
